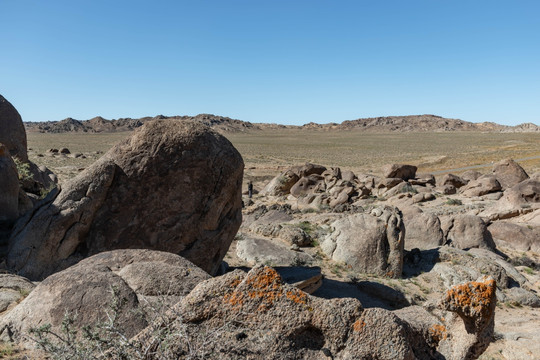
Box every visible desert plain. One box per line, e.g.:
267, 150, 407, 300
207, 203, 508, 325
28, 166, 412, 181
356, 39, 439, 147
22, 124, 540, 360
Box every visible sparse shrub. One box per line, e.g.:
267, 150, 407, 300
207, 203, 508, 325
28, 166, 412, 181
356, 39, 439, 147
399, 183, 418, 194
445, 198, 462, 206
13, 157, 32, 182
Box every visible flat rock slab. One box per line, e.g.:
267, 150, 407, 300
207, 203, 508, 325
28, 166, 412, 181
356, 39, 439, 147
236, 237, 313, 266
274, 266, 322, 294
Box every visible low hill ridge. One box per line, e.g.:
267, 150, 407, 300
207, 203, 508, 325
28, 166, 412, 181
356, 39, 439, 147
24, 114, 539, 133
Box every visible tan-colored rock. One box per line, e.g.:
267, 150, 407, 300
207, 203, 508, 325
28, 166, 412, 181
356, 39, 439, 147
402, 208, 444, 250
7, 120, 244, 279
382, 164, 417, 180
446, 215, 496, 250
460, 175, 501, 197
321, 207, 404, 277
492, 158, 529, 190
440, 173, 468, 188
261, 163, 326, 196
488, 221, 540, 252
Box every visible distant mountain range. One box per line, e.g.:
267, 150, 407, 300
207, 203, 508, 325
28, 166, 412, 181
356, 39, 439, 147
24, 114, 540, 133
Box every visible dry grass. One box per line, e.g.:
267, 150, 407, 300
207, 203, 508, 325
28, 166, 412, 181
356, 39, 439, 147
27, 129, 540, 184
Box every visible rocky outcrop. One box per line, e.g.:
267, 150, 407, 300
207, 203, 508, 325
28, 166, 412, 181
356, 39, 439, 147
0, 95, 27, 162
480, 179, 540, 220
0, 249, 210, 347
492, 159, 529, 190
128, 266, 496, 360
261, 163, 326, 196
321, 207, 404, 277
7, 120, 244, 279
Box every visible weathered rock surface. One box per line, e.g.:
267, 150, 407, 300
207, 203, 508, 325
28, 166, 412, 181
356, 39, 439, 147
0, 145, 20, 223
0, 95, 27, 162
236, 236, 313, 266
440, 173, 468, 188
488, 221, 540, 252
460, 175, 501, 197
480, 179, 540, 220
321, 207, 404, 277
402, 208, 444, 250
445, 215, 496, 250
130, 266, 497, 360
261, 163, 326, 196
7, 120, 244, 279
0, 249, 210, 347
0, 274, 35, 313
492, 159, 529, 190
382, 163, 417, 181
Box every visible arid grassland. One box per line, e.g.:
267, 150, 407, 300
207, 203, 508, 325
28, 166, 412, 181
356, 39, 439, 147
28, 130, 540, 184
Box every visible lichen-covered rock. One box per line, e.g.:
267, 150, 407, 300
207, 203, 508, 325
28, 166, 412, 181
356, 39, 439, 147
7, 120, 243, 279
129, 266, 496, 360
439, 278, 496, 360
0, 95, 27, 162
322, 207, 404, 277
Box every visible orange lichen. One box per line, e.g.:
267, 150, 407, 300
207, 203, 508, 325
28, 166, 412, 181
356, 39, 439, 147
222, 267, 310, 312
444, 279, 496, 319
285, 289, 308, 305
429, 324, 448, 344
352, 319, 366, 332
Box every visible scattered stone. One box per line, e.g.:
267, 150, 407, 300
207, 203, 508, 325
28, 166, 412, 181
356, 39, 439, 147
59, 147, 70, 154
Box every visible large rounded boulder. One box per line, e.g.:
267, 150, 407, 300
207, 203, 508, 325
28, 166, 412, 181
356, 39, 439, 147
0, 95, 27, 162
321, 207, 404, 278
7, 120, 244, 279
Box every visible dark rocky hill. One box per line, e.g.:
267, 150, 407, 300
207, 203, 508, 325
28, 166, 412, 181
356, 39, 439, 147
24, 113, 540, 133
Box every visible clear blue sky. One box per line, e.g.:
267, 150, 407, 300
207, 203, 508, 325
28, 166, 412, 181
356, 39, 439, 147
1, 0, 539, 125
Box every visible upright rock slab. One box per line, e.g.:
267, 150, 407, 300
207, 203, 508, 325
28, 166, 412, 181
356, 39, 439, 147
8, 120, 244, 279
